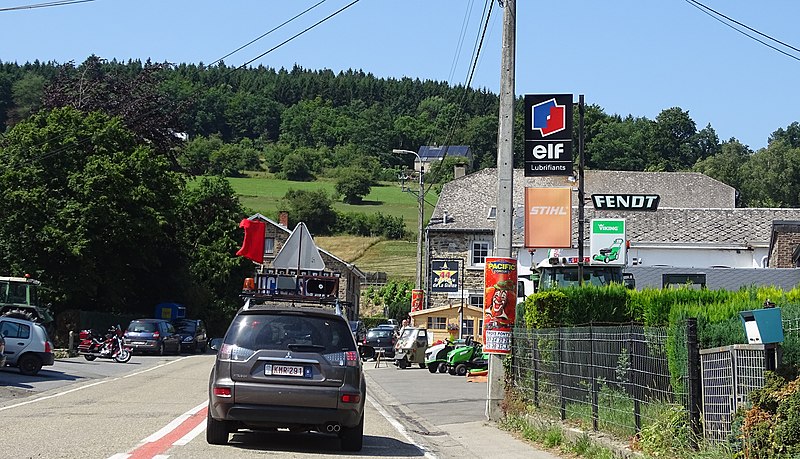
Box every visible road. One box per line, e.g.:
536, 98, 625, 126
0, 353, 557, 458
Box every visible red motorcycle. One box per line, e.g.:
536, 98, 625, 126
77, 325, 132, 363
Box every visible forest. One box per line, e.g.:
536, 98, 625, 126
2, 56, 800, 322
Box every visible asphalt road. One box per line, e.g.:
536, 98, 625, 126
0, 353, 559, 459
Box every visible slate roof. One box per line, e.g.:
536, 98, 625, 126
428, 169, 800, 247
419, 145, 471, 160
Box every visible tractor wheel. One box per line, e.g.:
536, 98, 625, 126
437, 362, 448, 373
427, 363, 438, 373
418, 363, 426, 369
455, 364, 468, 376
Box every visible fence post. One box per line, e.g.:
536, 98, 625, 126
629, 323, 641, 433
687, 318, 702, 447
590, 324, 598, 431
533, 333, 539, 407
558, 327, 566, 421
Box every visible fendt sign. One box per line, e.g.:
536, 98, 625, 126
524, 94, 573, 177
591, 194, 660, 211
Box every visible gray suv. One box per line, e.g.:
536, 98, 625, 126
207, 302, 366, 451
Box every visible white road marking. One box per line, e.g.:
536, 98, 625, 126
106, 454, 130, 459
173, 418, 207, 446
142, 400, 208, 443
368, 394, 437, 459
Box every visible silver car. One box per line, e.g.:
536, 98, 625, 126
207, 303, 366, 451
0, 316, 54, 375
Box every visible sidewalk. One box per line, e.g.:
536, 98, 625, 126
364, 366, 562, 459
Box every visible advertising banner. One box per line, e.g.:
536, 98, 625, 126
483, 257, 517, 354
411, 289, 424, 313
524, 187, 573, 248
430, 259, 460, 293
523, 94, 573, 176
590, 219, 626, 266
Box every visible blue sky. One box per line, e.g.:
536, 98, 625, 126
2, 0, 799, 151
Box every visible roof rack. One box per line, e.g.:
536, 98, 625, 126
240, 269, 344, 315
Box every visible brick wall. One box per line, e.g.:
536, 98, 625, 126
770, 231, 800, 268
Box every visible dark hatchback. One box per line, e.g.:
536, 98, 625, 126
365, 327, 396, 359
124, 319, 181, 355
207, 303, 365, 451
172, 318, 208, 353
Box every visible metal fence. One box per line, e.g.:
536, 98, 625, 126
700, 344, 776, 443
511, 324, 687, 439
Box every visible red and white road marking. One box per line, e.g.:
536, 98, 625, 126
108, 400, 208, 459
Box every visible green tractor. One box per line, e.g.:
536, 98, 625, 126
445, 336, 484, 376
0, 275, 54, 326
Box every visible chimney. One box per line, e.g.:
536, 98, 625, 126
454, 165, 465, 179
278, 211, 288, 228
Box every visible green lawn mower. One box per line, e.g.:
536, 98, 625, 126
424, 337, 465, 373
445, 336, 483, 376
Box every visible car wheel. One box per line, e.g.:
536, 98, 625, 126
427, 363, 438, 373
18, 354, 43, 376
339, 413, 364, 452
206, 407, 229, 445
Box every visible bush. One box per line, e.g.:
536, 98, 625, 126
524, 290, 568, 328
740, 373, 800, 458
334, 212, 406, 239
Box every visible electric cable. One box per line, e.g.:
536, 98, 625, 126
684, 0, 800, 62
447, 0, 477, 85
0, 0, 93, 12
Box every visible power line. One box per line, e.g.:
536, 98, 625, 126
684, 0, 800, 62
232, 0, 361, 72
0, 0, 94, 12
447, 0, 477, 85
209, 0, 327, 67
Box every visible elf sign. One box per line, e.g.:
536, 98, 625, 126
524, 94, 573, 177
590, 219, 626, 266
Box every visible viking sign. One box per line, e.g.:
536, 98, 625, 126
430, 259, 460, 293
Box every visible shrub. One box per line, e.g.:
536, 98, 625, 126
524, 290, 568, 328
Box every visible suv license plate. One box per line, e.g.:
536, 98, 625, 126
265, 364, 306, 377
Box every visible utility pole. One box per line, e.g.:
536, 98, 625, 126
488, 0, 515, 421
393, 149, 425, 292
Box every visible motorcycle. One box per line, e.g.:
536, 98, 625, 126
77, 325, 132, 363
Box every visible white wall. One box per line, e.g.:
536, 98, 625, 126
515, 245, 768, 273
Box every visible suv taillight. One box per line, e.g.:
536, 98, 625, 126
219, 343, 254, 361
324, 351, 360, 367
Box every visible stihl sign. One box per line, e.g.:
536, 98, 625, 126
591, 194, 660, 211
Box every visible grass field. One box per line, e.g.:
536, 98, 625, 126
229, 175, 437, 232
225, 174, 426, 281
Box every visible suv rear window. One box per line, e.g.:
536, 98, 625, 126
225, 313, 355, 353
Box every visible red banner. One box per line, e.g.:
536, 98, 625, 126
236, 219, 265, 263
411, 289, 424, 312
483, 257, 517, 354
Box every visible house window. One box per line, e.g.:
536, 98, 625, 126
487, 206, 496, 220
478, 319, 483, 336
469, 295, 484, 308
264, 237, 275, 256
461, 319, 474, 337
471, 240, 491, 266
427, 317, 447, 330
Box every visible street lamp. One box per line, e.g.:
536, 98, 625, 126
393, 149, 425, 291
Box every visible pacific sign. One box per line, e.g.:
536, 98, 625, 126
524, 94, 573, 177
591, 194, 660, 211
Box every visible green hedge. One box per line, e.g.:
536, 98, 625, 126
521, 284, 800, 394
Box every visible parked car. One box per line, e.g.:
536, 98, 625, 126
349, 320, 366, 343
172, 318, 208, 353
365, 327, 396, 359
207, 301, 365, 451
0, 316, 54, 375
123, 319, 181, 355
0, 332, 6, 368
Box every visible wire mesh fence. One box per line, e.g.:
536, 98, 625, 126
511, 324, 687, 440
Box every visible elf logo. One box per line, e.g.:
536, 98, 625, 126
532, 98, 566, 137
